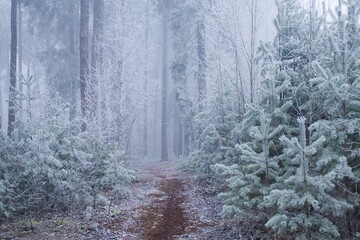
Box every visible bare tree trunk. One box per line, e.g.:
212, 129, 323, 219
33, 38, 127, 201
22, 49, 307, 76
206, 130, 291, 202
143, 0, 150, 159
115, 0, 127, 150
18, 3, 23, 120
80, 0, 90, 131
8, 0, 17, 136
0, 35, 3, 130
230, 0, 246, 117
249, 0, 257, 103
161, 12, 168, 162
173, 91, 184, 156
179, 120, 183, 155
173, 103, 180, 157
69, 1, 78, 121
0, 71, 2, 130
0, 74, 3, 131
197, 19, 207, 111
90, 0, 104, 120
26, 68, 31, 120
153, 82, 159, 159
234, 47, 245, 117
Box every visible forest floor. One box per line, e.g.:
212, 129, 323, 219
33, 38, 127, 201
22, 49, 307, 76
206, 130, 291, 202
0, 160, 244, 240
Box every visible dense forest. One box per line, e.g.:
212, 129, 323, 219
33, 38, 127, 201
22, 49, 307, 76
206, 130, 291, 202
0, 0, 359, 239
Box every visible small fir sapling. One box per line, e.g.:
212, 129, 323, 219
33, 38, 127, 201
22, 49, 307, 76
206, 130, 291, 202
264, 117, 353, 239
216, 110, 283, 222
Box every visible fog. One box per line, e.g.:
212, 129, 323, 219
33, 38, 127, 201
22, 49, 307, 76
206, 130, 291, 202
1, 1, 359, 239
0, 0, 278, 161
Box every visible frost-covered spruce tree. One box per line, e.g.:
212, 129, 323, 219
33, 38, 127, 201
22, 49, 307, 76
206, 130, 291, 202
270, 0, 328, 125
305, 1, 360, 235
192, 83, 238, 174
213, 45, 294, 228
0, 122, 55, 216
217, 110, 283, 221
240, 111, 283, 186
0, 92, 135, 218
264, 117, 353, 239
47, 109, 135, 211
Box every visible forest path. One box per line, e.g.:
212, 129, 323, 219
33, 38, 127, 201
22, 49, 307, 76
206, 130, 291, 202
117, 160, 221, 240
0, 161, 233, 240
126, 162, 188, 239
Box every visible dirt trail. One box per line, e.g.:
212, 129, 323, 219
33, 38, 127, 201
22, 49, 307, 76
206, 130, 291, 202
120, 161, 222, 240
136, 163, 187, 239
1, 161, 234, 240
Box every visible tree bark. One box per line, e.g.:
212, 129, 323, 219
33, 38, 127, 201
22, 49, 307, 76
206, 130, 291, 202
0, 70, 2, 130
8, 0, 17, 136
184, 123, 190, 155
90, 0, 104, 119
153, 82, 159, 159
0, 36, 3, 130
69, 1, 78, 121
143, 0, 150, 159
80, 0, 90, 131
18, 3, 23, 120
173, 104, 180, 157
249, 0, 257, 103
197, 19, 207, 111
161, 12, 168, 162
114, 0, 127, 150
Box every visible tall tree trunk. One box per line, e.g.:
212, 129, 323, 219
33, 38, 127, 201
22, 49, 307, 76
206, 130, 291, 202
69, 1, 78, 121
153, 82, 159, 159
173, 104, 180, 157
0, 69, 2, 130
173, 105, 184, 157
161, 12, 168, 162
90, 0, 104, 167
234, 47, 245, 117
17, 3, 22, 120
249, 0, 257, 103
179, 119, 183, 155
197, 18, 207, 111
8, 0, 17, 136
114, 0, 127, 150
90, 0, 104, 119
231, 1, 245, 117
0, 35, 3, 130
184, 121, 190, 155
80, 0, 90, 131
26, 68, 31, 120
143, 0, 150, 159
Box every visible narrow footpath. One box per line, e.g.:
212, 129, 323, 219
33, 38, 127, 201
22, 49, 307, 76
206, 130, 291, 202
116, 161, 223, 240
1, 161, 244, 239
